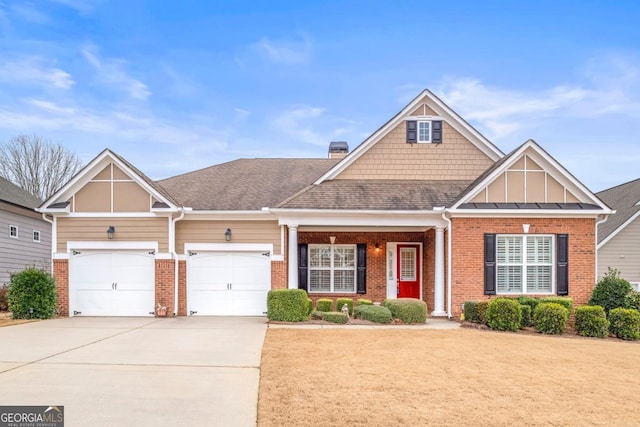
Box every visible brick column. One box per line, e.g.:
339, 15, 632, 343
53, 259, 69, 317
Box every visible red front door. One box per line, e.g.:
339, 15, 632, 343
397, 245, 420, 299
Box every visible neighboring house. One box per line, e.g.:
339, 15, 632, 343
596, 179, 640, 290
39, 89, 612, 318
0, 177, 52, 285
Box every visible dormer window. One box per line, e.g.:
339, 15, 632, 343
406, 118, 443, 144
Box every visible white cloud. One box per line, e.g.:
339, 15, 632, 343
238, 34, 312, 67
233, 108, 251, 121
81, 45, 151, 100
0, 56, 74, 89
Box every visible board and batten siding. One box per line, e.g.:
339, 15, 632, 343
0, 207, 52, 284
176, 220, 281, 254
598, 217, 640, 283
56, 217, 169, 253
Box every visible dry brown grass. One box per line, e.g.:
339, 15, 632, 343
0, 311, 36, 327
258, 328, 640, 426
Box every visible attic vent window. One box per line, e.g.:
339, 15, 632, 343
406, 119, 443, 144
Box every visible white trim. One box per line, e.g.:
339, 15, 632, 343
597, 210, 640, 249
272, 254, 284, 261
8, 224, 18, 239
390, 242, 423, 302
495, 234, 555, 295
299, 226, 433, 232
274, 209, 448, 228
53, 212, 172, 218
307, 244, 358, 294
54, 253, 69, 259
452, 140, 612, 213
181, 211, 276, 220
314, 90, 503, 183
184, 243, 273, 253
32, 229, 41, 243
155, 253, 172, 260
67, 241, 159, 251
417, 120, 432, 143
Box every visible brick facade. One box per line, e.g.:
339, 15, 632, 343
450, 217, 596, 316
178, 260, 187, 316
54, 259, 69, 317
271, 260, 287, 289
155, 259, 175, 315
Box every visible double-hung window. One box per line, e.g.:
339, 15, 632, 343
308, 245, 356, 293
496, 235, 553, 294
418, 121, 432, 143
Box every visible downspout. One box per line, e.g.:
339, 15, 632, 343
171, 209, 185, 316
441, 210, 453, 319
595, 214, 609, 283
41, 213, 55, 273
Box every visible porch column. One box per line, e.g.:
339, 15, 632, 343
433, 226, 446, 316
288, 225, 298, 289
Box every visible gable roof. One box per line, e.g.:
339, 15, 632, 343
596, 178, 640, 245
0, 177, 42, 210
451, 139, 612, 213
314, 89, 505, 184
39, 148, 179, 211
158, 158, 339, 210
277, 180, 473, 210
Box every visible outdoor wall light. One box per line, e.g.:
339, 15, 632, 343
329, 235, 336, 244
375, 242, 380, 252
225, 228, 232, 241
107, 226, 115, 240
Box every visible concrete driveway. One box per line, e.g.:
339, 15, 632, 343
0, 317, 267, 427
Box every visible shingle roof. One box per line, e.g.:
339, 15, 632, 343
277, 180, 473, 210
596, 178, 640, 243
0, 177, 42, 210
158, 158, 340, 210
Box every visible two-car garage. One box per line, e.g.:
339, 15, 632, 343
68, 245, 271, 317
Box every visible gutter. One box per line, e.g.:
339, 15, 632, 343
171, 208, 186, 316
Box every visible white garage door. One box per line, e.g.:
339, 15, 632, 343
70, 251, 155, 316
187, 251, 271, 316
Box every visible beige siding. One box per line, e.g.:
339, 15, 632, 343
176, 220, 280, 254
113, 182, 150, 212
410, 104, 437, 116
75, 182, 110, 212
527, 171, 546, 201
487, 173, 506, 203
93, 165, 111, 180
336, 120, 494, 180
547, 175, 564, 202
506, 171, 524, 202
113, 165, 130, 180
57, 217, 168, 252
598, 217, 640, 283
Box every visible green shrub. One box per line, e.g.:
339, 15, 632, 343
463, 301, 479, 323
574, 305, 609, 338
486, 298, 521, 332
266, 289, 309, 322
383, 298, 427, 324
7, 268, 57, 319
356, 298, 373, 306
316, 298, 333, 312
520, 305, 532, 328
533, 303, 569, 335
589, 268, 633, 314
540, 297, 573, 313
353, 305, 392, 323
0, 284, 8, 311
518, 296, 541, 313
476, 301, 489, 325
336, 298, 354, 315
609, 308, 640, 340
310, 310, 323, 320
323, 311, 349, 324
624, 291, 640, 311
306, 298, 313, 315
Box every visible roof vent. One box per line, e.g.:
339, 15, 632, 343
328, 141, 349, 159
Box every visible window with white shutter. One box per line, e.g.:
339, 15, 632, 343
496, 235, 553, 295
309, 245, 356, 293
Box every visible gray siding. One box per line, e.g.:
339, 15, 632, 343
0, 208, 51, 285
598, 216, 640, 284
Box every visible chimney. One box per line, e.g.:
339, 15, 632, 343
328, 141, 349, 159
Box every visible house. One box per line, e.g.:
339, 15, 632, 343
596, 179, 640, 290
0, 177, 52, 285
38, 89, 612, 318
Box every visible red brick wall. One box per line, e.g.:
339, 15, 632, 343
271, 260, 287, 289
450, 217, 596, 316
54, 259, 69, 317
298, 231, 430, 306
178, 260, 187, 316
155, 259, 175, 315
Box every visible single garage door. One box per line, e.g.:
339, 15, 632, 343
70, 250, 155, 316
187, 251, 271, 316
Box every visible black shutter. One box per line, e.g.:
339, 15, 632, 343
298, 244, 308, 291
356, 244, 367, 294
432, 120, 442, 144
406, 120, 417, 144
484, 234, 496, 295
556, 234, 569, 296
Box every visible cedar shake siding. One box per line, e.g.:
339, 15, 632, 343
57, 217, 169, 253
335, 120, 494, 181
450, 217, 596, 316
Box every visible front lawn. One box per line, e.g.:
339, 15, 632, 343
258, 328, 639, 426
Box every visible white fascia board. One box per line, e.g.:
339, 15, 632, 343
36, 206, 70, 214
597, 210, 640, 249
55, 212, 171, 218
182, 210, 276, 220
273, 209, 447, 228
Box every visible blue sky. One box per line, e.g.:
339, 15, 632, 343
0, 0, 639, 192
